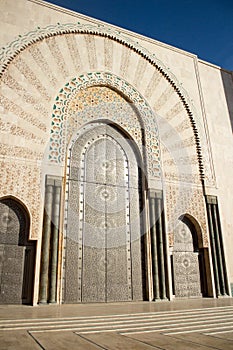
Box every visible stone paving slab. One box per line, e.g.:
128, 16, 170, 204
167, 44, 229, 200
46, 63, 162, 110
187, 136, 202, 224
210, 331, 233, 341
31, 331, 103, 350
82, 332, 160, 349
172, 332, 233, 350
0, 330, 41, 350
126, 332, 214, 350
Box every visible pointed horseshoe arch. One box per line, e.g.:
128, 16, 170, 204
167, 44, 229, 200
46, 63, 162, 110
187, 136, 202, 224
0, 22, 204, 180
50, 73, 161, 181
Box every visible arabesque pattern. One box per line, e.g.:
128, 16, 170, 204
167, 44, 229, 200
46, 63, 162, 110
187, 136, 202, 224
51, 77, 160, 177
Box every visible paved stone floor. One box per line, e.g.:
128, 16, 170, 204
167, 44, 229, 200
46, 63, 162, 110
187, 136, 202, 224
1, 298, 233, 349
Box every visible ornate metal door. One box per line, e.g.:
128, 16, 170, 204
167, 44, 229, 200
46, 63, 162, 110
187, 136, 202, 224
173, 219, 202, 298
65, 124, 143, 303
0, 198, 35, 304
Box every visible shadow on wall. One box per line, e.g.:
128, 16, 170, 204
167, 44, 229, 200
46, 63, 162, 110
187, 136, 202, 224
221, 69, 233, 133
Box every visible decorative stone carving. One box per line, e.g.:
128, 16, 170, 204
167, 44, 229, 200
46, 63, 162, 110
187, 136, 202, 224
0, 22, 214, 184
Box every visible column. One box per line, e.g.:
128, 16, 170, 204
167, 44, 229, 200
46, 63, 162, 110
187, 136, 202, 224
149, 197, 160, 300
39, 182, 54, 304
49, 182, 61, 303
156, 197, 167, 299
212, 204, 226, 295
207, 202, 220, 297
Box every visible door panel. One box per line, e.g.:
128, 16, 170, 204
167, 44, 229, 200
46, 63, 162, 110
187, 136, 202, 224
173, 219, 202, 298
65, 124, 143, 303
0, 199, 35, 305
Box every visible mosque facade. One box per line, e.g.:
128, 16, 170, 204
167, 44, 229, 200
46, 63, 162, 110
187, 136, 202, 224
0, 0, 233, 305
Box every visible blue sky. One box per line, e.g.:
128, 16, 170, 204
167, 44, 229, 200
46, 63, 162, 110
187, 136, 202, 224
46, 0, 233, 71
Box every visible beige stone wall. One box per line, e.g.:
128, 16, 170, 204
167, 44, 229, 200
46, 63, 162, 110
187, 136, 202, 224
198, 61, 233, 283
1, 0, 232, 295
0, 0, 90, 46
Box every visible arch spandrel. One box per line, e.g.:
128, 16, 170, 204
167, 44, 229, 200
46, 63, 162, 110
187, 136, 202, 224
0, 163, 43, 240
167, 188, 209, 249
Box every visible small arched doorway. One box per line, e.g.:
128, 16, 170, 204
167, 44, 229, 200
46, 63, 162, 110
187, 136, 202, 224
64, 123, 146, 303
0, 197, 36, 304
172, 215, 206, 298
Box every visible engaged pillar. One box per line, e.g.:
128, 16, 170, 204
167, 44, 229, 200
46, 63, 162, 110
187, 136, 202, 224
39, 180, 54, 304
39, 176, 62, 304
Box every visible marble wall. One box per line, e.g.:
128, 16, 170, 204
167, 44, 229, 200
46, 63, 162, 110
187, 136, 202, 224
0, 0, 232, 303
